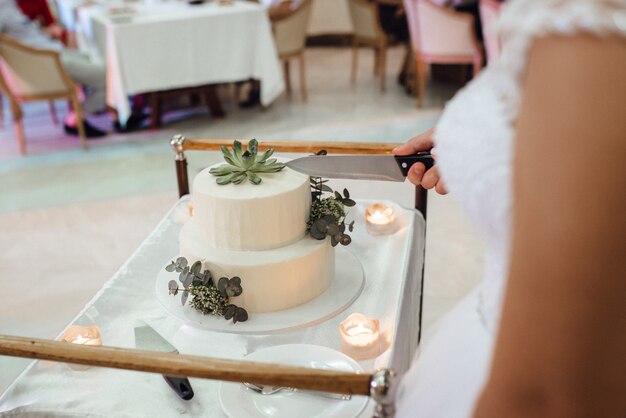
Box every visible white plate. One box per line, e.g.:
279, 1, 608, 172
155, 247, 364, 334
219, 344, 369, 418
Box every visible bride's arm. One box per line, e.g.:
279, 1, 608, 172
474, 34, 626, 417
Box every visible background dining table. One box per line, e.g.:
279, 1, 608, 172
0, 166, 426, 417
65, 0, 285, 126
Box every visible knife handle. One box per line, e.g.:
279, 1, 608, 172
394, 153, 435, 176
163, 375, 194, 400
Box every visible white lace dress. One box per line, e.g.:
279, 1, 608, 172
395, 1, 626, 416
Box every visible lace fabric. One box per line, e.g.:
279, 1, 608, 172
433, 0, 626, 332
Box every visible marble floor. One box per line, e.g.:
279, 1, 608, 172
0, 46, 484, 393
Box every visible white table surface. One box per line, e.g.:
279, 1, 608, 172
71, 0, 284, 125
0, 194, 425, 417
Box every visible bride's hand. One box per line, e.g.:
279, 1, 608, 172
393, 128, 448, 194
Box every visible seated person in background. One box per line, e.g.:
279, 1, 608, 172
0, 0, 107, 137
16, 0, 70, 46
1, 0, 145, 136
372, 0, 410, 87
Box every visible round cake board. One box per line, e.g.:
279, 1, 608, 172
155, 247, 364, 334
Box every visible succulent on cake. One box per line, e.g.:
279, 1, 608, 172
166, 256, 248, 323
209, 139, 285, 185
308, 176, 355, 247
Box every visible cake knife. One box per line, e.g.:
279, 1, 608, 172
285, 153, 435, 182
134, 324, 194, 400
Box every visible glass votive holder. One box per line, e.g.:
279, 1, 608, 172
339, 313, 381, 360
61, 325, 102, 371
365, 203, 397, 236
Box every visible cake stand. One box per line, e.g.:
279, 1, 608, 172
155, 247, 364, 334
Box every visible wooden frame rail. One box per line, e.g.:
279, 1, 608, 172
0, 334, 398, 417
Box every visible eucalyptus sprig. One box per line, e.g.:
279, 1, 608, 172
308, 173, 356, 247
209, 139, 285, 185
166, 257, 248, 323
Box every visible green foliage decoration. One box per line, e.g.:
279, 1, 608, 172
209, 139, 285, 185
166, 257, 248, 323
308, 170, 356, 247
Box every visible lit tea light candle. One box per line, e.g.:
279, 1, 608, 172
61, 325, 102, 370
365, 203, 396, 236
339, 313, 381, 360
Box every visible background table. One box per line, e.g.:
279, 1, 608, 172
74, 1, 285, 125
0, 191, 425, 417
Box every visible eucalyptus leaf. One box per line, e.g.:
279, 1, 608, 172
176, 257, 188, 269
181, 289, 189, 306
165, 262, 176, 272
327, 223, 340, 236
234, 307, 248, 323
202, 270, 212, 287
191, 261, 202, 275
343, 198, 356, 207
182, 272, 193, 289
224, 304, 236, 320
343, 188, 350, 198
179, 266, 190, 282
218, 277, 229, 295
168, 280, 178, 295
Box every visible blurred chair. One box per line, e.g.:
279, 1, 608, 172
479, 0, 503, 64
403, 0, 483, 107
347, 0, 388, 92
0, 34, 87, 154
270, 0, 313, 102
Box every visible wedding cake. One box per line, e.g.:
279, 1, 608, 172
179, 159, 335, 313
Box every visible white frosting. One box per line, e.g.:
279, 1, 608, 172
180, 218, 334, 313
191, 165, 311, 251
181, 161, 335, 313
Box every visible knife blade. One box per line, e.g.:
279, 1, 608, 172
134, 324, 194, 400
285, 153, 434, 181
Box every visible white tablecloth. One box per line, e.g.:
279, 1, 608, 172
74, 1, 284, 125
0, 196, 424, 417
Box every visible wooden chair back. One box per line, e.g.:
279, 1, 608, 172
0, 34, 87, 154
405, 0, 480, 60
0, 34, 72, 99
403, 0, 483, 107
271, 0, 313, 58
348, 0, 384, 42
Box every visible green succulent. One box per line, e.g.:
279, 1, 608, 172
209, 139, 285, 185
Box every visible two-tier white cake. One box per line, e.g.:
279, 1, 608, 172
179, 164, 334, 313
